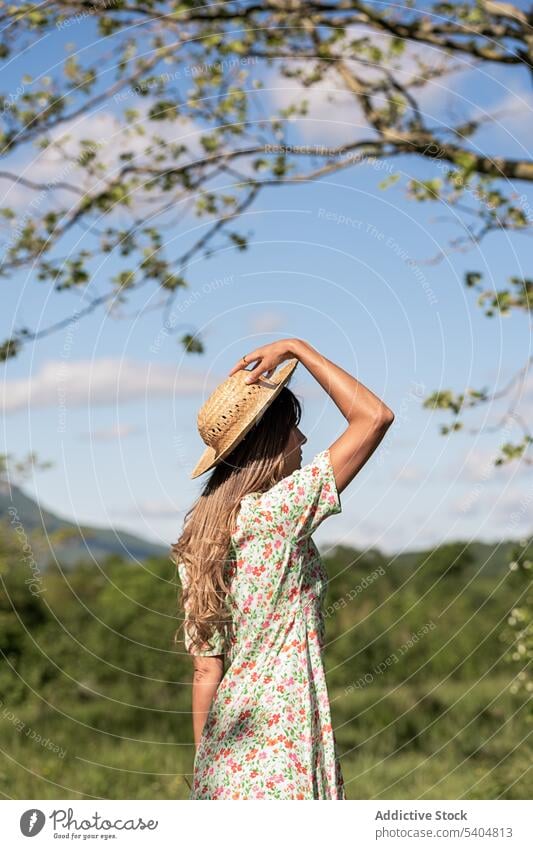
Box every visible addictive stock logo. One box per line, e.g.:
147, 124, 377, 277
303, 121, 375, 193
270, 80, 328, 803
20, 809, 45, 837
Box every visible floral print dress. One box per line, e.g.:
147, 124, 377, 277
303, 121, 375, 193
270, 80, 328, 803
177, 448, 346, 800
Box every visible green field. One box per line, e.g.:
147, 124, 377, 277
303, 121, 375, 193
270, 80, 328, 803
0, 533, 531, 799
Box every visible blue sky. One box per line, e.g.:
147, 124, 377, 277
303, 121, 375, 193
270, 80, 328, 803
1, 10, 532, 556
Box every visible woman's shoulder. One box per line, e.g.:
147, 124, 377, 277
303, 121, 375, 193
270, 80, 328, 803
230, 448, 340, 541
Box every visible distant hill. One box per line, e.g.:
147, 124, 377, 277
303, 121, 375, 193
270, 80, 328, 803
326, 539, 522, 577
1, 482, 525, 573
0, 482, 168, 567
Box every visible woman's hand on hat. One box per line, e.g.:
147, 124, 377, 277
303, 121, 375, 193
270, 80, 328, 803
227, 339, 297, 384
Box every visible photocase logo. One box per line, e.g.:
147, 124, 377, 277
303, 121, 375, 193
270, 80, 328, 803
20, 809, 45, 836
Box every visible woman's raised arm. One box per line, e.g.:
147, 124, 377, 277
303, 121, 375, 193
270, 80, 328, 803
289, 338, 394, 494
229, 338, 394, 495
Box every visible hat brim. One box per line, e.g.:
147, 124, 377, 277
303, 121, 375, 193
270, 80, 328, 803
190, 358, 298, 479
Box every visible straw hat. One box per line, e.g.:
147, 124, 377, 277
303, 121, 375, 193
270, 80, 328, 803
190, 357, 299, 479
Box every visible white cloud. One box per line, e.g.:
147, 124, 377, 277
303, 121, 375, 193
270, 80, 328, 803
396, 465, 424, 484
453, 443, 531, 484
0, 105, 204, 213
1, 354, 323, 415
81, 423, 140, 441
265, 29, 469, 146
1, 357, 216, 414
250, 311, 286, 333
469, 84, 533, 151
112, 499, 185, 519
265, 63, 365, 146
448, 485, 533, 527
490, 489, 533, 528
449, 490, 484, 518
457, 449, 507, 484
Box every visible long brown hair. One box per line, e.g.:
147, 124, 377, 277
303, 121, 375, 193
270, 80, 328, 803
171, 384, 302, 654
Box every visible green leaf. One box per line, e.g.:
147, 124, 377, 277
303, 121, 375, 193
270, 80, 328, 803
465, 272, 482, 288
0, 338, 21, 362
162, 274, 186, 291
181, 334, 203, 354
378, 173, 401, 190
148, 100, 179, 121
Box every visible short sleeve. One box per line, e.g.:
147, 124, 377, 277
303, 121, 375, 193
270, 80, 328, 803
177, 561, 226, 656
241, 447, 341, 541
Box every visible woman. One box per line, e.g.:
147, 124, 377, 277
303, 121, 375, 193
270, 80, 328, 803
172, 338, 394, 800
